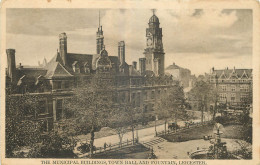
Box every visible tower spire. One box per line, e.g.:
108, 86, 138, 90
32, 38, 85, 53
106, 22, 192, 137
99, 10, 101, 27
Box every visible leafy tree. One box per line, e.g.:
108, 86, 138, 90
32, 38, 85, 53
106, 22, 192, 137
154, 82, 188, 133
188, 80, 216, 122
63, 73, 116, 157
5, 93, 44, 157
27, 132, 76, 158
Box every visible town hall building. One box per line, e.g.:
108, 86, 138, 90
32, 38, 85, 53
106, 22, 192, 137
6, 13, 174, 132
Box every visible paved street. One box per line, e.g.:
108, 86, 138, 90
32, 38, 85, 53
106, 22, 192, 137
91, 111, 211, 148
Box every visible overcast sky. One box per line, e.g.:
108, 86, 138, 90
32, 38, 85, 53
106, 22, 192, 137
6, 8, 252, 75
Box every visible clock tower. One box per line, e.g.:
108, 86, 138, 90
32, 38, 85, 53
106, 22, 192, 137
144, 12, 165, 76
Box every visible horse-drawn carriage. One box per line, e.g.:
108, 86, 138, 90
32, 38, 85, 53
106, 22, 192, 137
168, 122, 180, 131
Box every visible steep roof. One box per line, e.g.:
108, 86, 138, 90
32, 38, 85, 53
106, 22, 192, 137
67, 53, 93, 70
212, 68, 252, 79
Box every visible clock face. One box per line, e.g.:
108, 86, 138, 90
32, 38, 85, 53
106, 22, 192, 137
147, 38, 152, 46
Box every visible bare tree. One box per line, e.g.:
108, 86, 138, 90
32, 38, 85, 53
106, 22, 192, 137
109, 103, 141, 147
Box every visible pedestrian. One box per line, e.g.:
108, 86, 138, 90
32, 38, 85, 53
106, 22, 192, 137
104, 142, 107, 151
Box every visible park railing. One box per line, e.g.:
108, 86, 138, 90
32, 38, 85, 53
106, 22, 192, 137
156, 120, 213, 137
77, 138, 138, 158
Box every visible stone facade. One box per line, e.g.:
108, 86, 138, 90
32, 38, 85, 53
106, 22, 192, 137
209, 67, 252, 108
6, 13, 174, 132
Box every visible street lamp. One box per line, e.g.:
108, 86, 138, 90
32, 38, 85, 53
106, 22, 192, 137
154, 115, 158, 136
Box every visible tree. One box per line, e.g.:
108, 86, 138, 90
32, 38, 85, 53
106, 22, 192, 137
109, 103, 141, 147
63, 73, 116, 157
154, 82, 188, 134
188, 80, 216, 122
27, 132, 76, 158
5, 93, 44, 157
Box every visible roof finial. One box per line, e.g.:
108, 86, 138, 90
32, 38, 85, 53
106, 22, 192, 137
152, 9, 156, 15
99, 10, 101, 27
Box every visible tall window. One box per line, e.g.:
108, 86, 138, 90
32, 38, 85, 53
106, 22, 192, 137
137, 93, 141, 107
40, 120, 48, 133
39, 99, 47, 114
56, 99, 63, 121
157, 90, 161, 99
56, 81, 62, 89
144, 91, 148, 100
65, 81, 70, 89
131, 93, 136, 107
231, 93, 236, 102
151, 91, 155, 99
231, 85, 236, 92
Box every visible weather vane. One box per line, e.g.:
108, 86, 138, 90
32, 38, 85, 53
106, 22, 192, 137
152, 9, 156, 15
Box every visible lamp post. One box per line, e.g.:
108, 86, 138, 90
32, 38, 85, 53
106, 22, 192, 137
154, 115, 158, 136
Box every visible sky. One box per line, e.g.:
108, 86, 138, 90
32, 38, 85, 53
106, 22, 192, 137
6, 8, 252, 75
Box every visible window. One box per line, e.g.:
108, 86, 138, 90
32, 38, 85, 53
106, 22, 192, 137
151, 91, 155, 99
240, 85, 249, 92
219, 93, 227, 101
39, 100, 47, 114
144, 91, 148, 100
56, 99, 63, 121
122, 92, 126, 103
221, 85, 227, 92
137, 93, 141, 107
56, 81, 62, 89
157, 90, 161, 99
231, 93, 236, 102
40, 120, 48, 133
131, 93, 136, 107
240, 94, 249, 102
231, 85, 236, 92
65, 81, 70, 89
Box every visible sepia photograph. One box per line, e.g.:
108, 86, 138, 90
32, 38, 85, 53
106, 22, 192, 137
1, 0, 259, 164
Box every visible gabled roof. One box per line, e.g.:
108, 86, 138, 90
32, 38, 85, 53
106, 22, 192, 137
45, 62, 72, 78
219, 71, 227, 79
241, 70, 249, 79
212, 68, 252, 79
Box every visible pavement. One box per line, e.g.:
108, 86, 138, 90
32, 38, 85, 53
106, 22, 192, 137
77, 111, 212, 149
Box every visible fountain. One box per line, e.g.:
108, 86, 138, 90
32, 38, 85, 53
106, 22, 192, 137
188, 122, 228, 159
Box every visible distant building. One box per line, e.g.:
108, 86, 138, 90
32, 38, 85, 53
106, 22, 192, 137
208, 67, 252, 108
165, 62, 191, 88
6, 13, 174, 132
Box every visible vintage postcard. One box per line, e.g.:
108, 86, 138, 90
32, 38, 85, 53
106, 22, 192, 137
0, 0, 259, 165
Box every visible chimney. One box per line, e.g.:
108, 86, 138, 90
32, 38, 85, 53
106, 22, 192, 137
59, 32, 67, 66
118, 41, 125, 65
139, 58, 146, 75
132, 61, 137, 70
6, 49, 16, 82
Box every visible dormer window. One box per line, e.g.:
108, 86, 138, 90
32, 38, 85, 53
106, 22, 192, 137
84, 62, 90, 73
72, 61, 80, 73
